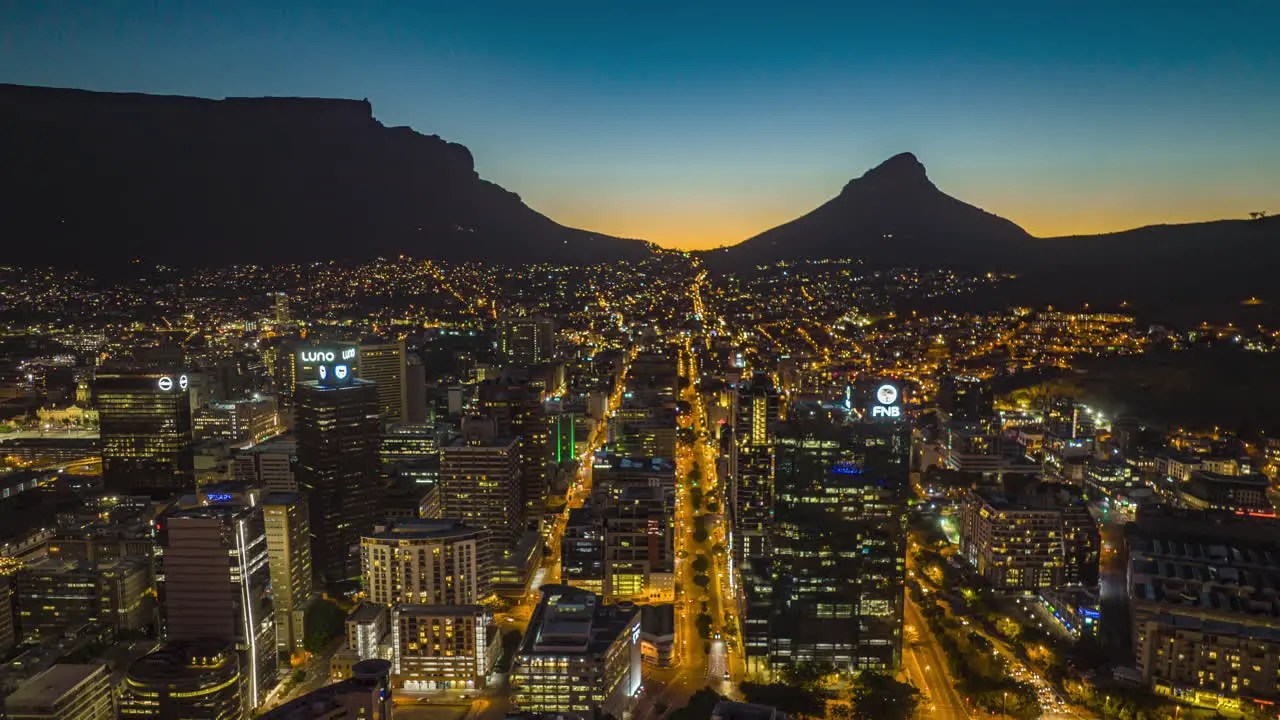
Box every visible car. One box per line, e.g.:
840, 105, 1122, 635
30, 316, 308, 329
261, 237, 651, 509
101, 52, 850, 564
723, 671, 731, 680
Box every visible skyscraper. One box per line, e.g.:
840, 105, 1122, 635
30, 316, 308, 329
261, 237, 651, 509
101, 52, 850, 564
439, 420, 523, 545
479, 378, 550, 521
296, 375, 381, 585
263, 493, 314, 653
498, 317, 555, 365
359, 339, 409, 423
158, 502, 277, 709
95, 366, 194, 494
762, 389, 909, 674
730, 373, 781, 565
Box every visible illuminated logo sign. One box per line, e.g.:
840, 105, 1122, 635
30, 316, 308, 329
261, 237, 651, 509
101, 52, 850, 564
832, 461, 864, 475
178, 375, 189, 390
300, 350, 335, 363
318, 365, 328, 381
876, 384, 898, 405
334, 364, 349, 380
342, 347, 356, 360
870, 382, 902, 420
158, 376, 173, 391
206, 492, 234, 503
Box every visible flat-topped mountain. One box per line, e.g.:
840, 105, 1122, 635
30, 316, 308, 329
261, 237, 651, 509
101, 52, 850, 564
0, 83, 650, 268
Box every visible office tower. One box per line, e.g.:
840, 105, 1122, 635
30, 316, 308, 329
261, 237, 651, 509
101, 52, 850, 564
119, 641, 245, 720
193, 397, 280, 445
0, 577, 14, 656
360, 519, 490, 606
960, 483, 1100, 591
158, 503, 277, 709
734, 372, 780, 443
439, 421, 522, 545
95, 366, 194, 494
273, 292, 290, 325
15, 557, 153, 639
764, 407, 909, 674
406, 355, 428, 423
498, 316, 555, 365
604, 486, 674, 603
378, 423, 439, 488
391, 605, 495, 691
263, 493, 314, 653
510, 585, 642, 719
938, 375, 995, 424
479, 379, 550, 520
259, 659, 392, 720
3, 664, 114, 720
730, 373, 780, 566
234, 438, 298, 492
561, 506, 605, 594
359, 339, 409, 423
296, 376, 380, 585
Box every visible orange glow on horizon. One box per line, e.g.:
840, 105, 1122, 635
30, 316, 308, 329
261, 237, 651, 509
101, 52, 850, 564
555, 203, 1267, 251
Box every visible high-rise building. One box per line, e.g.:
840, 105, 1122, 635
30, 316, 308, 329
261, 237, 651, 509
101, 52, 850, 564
360, 519, 491, 606
359, 339, 409, 423
730, 373, 781, 566
604, 486, 674, 603
510, 585, 642, 719
938, 375, 995, 425
391, 605, 496, 691
561, 506, 605, 594
95, 366, 194, 494
498, 317, 555, 365
2, 664, 114, 720
960, 483, 1100, 591
158, 502, 277, 709
193, 397, 280, 445
439, 422, 522, 545
761, 405, 909, 674
0, 577, 15, 657
478, 380, 550, 520
273, 292, 290, 325
259, 659, 392, 720
296, 376, 381, 585
263, 493, 314, 653
119, 640, 246, 720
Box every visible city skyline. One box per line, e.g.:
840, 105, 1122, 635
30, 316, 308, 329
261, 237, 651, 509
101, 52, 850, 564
3, 0, 1277, 250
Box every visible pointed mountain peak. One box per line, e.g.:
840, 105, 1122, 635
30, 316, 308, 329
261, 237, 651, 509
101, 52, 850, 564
841, 152, 932, 195
864, 152, 927, 180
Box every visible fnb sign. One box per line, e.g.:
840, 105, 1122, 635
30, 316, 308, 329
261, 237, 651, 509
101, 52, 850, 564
871, 405, 901, 418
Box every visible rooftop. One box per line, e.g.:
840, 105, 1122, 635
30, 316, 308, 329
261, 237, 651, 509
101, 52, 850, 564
4, 664, 106, 708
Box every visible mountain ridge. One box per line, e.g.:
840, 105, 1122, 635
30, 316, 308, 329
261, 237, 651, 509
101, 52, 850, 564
0, 83, 651, 268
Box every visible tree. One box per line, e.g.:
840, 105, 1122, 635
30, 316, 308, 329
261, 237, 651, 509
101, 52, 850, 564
693, 526, 709, 543
692, 554, 711, 574
668, 688, 722, 720
303, 598, 347, 653
696, 612, 713, 639
693, 574, 710, 589
739, 682, 824, 718
847, 671, 920, 720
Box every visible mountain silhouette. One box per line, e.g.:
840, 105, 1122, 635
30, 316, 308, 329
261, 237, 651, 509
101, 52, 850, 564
711, 152, 1280, 321
719, 152, 1033, 268
0, 84, 650, 268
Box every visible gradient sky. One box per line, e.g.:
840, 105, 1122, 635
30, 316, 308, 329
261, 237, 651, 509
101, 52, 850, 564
3, 1, 1278, 249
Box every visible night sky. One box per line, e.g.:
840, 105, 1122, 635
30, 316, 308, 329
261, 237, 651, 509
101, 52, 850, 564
3, 0, 1277, 250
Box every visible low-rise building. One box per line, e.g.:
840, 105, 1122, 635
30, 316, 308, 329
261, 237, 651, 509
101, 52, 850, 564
510, 585, 641, 718
2, 664, 114, 720
1178, 471, 1272, 514
260, 659, 392, 720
